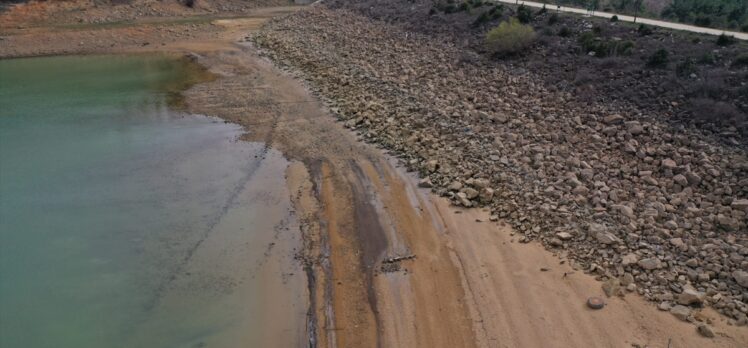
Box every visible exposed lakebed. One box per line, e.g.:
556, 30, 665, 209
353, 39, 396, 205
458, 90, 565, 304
0, 54, 306, 347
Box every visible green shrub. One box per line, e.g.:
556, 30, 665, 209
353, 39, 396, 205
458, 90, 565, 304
489, 4, 503, 16
548, 13, 559, 25
647, 49, 669, 68
558, 26, 572, 37
473, 4, 503, 26
698, 52, 716, 64
457, 2, 470, 12
742, 24, 748, 32
716, 33, 736, 46
485, 18, 537, 56
637, 24, 653, 36
676, 58, 697, 76
537, 4, 548, 15
732, 55, 748, 68
578, 32, 634, 57
474, 11, 490, 25
611, 15, 619, 22
517, 4, 533, 23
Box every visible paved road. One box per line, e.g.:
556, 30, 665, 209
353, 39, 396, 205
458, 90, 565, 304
496, 0, 748, 40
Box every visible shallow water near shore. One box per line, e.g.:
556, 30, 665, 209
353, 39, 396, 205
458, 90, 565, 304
0, 55, 306, 347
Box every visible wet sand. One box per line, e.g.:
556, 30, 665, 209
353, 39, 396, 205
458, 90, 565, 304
3, 5, 748, 347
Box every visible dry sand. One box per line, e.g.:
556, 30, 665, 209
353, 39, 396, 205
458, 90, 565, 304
2, 4, 747, 347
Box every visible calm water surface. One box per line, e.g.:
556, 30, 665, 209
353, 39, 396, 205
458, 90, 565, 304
0, 55, 305, 347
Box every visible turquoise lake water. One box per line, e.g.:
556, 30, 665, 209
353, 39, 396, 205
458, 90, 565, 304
0, 55, 306, 347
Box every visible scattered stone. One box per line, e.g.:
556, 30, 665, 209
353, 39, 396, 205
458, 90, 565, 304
556, 232, 573, 240
463, 187, 479, 200
733, 271, 748, 288
732, 199, 748, 210
425, 159, 439, 173
587, 296, 605, 310
678, 287, 706, 306
549, 238, 563, 247
661, 158, 677, 170
591, 224, 619, 245
670, 305, 692, 321
418, 178, 433, 188
479, 187, 494, 203
603, 114, 624, 125
673, 174, 688, 186
602, 278, 622, 297
620, 273, 634, 286
658, 302, 672, 311
621, 253, 638, 266
638, 257, 662, 270
697, 324, 715, 338
448, 181, 463, 191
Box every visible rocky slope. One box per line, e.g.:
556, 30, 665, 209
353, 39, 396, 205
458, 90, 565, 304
253, 4, 748, 325
327, 0, 748, 144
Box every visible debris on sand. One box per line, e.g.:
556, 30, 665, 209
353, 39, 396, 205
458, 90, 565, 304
383, 254, 416, 264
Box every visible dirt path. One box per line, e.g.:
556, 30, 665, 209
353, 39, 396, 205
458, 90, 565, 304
496, 0, 748, 40
2, 6, 747, 347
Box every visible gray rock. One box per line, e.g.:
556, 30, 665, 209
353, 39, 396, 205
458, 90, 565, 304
658, 302, 672, 311
472, 178, 491, 189
621, 253, 639, 266
456, 192, 471, 207
448, 181, 463, 191
621, 273, 635, 286
670, 305, 691, 321
733, 270, 748, 288
556, 232, 573, 240
661, 158, 677, 170
418, 178, 433, 188
479, 187, 494, 203
638, 258, 662, 270
732, 199, 748, 210
697, 324, 715, 338
613, 204, 635, 219
603, 114, 624, 125
602, 278, 621, 297
677, 287, 705, 306
591, 223, 619, 245
425, 160, 439, 173
685, 172, 701, 186
626, 121, 643, 135
673, 174, 688, 186
463, 187, 479, 200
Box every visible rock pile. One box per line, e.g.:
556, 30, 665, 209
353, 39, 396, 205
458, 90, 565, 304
253, 5, 748, 323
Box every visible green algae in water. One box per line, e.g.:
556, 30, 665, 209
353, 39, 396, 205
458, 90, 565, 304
0, 55, 304, 347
